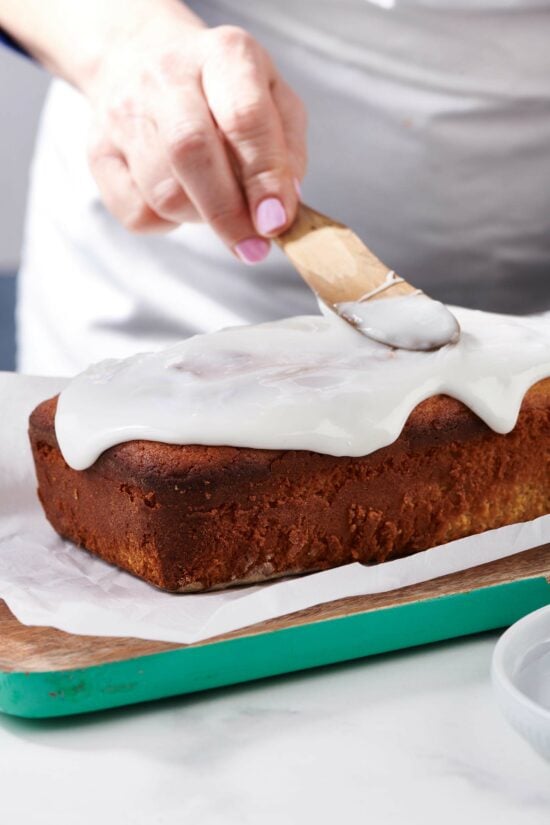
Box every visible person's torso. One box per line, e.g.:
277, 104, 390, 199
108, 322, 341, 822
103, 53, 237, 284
18, 0, 550, 375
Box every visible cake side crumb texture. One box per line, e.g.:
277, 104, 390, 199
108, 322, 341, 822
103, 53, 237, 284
28, 382, 550, 592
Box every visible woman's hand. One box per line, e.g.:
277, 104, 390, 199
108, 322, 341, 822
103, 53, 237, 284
85, 11, 307, 262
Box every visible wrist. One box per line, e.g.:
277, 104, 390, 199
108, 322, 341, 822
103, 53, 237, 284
0, 0, 205, 94
78, 0, 205, 99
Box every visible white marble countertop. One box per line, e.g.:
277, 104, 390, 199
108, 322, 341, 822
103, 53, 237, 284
0, 629, 548, 824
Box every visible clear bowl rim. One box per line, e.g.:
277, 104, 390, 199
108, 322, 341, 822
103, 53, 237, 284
491, 603, 550, 723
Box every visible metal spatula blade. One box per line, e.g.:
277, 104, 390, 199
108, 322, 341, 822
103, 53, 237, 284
276, 204, 460, 351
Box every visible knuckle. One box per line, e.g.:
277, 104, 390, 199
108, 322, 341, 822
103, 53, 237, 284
149, 178, 186, 215
213, 25, 256, 54
222, 100, 266, 140
121, 203, 153, 233
294, 96, 308, 129
295, 151, 308, 178
278, 80, 308, 127
166, 124, 210, 164
242, 164, 287, 192
282, 86, 308, 131
292, 143, 308, 178
87, 138, 110, 168
106, 95, 137, 124
206, 201, 247, 230
291, 137, 308, 174
87, 149, 102, 171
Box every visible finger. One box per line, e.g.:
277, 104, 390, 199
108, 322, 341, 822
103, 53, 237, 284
271, 76, 308, 185
155, 80, 270, 261
113, 113, 200, 224
202, 27, 298, 237
88, 137, 178, 234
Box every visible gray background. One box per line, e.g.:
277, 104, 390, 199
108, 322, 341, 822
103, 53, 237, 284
0, 48, 48, 272
0, 47, 49, 368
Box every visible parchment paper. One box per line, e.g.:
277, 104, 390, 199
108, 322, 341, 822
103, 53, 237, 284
0, 371, 548, 645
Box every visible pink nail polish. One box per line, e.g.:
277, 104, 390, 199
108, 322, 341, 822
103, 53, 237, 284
294, 178, 302, 199
256, 198, 287, 235
235, 237, 270, 264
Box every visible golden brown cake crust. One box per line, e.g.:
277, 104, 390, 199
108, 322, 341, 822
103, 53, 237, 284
28, 382, 550, 591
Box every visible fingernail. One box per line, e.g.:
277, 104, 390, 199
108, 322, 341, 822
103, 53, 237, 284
256, 197, 287, 235
293, 178, 302, 199
235, 237, 271, 264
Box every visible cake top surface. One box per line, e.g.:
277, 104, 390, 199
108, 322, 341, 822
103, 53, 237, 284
55, 306, 550, 470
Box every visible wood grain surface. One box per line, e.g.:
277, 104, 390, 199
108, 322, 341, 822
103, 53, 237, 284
276, 203, 416, 305
1, 544, 548, 673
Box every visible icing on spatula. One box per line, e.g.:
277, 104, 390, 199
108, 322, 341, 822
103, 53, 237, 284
276, 204, 460, 351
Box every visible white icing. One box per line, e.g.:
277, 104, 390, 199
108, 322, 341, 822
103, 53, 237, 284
55, 306, 550, 471
355, 269, 405, 302
336, 294, 461, 350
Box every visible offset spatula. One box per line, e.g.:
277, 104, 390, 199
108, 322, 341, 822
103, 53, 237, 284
276, 204, 460, 351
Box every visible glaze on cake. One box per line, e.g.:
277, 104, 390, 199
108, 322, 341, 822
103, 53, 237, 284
29, 306, 550, 592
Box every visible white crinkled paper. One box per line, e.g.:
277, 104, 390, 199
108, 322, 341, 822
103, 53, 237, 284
0, 370, 549, 645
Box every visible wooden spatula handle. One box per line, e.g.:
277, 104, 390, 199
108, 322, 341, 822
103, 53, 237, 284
276, 204, 416, 305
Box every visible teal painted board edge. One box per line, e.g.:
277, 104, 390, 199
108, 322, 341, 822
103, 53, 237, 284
1, 576, 549, 719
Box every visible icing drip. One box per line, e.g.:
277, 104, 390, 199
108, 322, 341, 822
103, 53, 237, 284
355, 270, 406, 302
55, 307, 550, 470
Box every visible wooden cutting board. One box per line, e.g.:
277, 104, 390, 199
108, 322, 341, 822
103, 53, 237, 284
0, 544, 549, 719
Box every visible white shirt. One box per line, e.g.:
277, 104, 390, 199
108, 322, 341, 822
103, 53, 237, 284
18, 0, 550, 375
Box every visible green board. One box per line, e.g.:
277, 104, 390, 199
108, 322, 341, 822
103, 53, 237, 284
1, 573, 549, 719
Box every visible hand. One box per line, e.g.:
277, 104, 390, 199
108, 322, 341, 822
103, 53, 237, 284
86, 12, 307, 262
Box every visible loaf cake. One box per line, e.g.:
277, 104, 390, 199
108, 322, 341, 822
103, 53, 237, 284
29, 380, 550, 592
